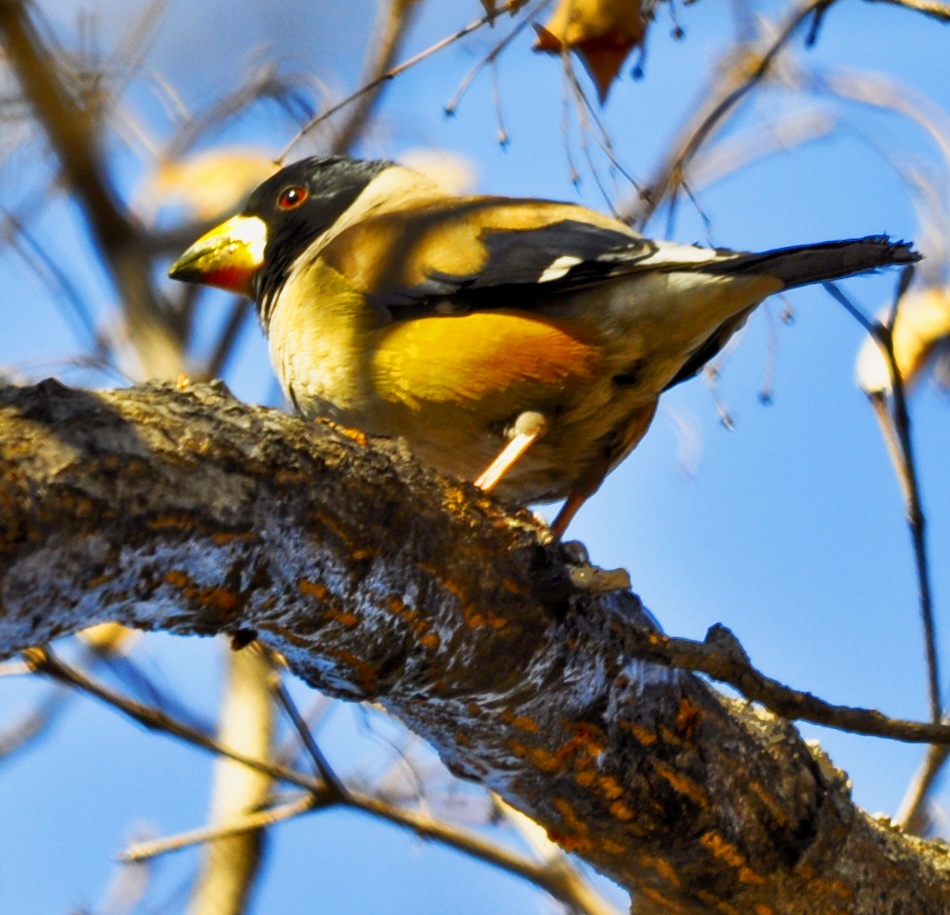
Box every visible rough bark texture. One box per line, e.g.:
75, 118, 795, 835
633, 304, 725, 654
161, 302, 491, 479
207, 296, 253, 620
2, 379, 949, 914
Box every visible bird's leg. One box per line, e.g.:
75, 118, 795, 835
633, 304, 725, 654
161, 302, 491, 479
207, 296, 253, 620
549, 491, 588, 539
549, 400, 660, 539
474, 411, 548, 492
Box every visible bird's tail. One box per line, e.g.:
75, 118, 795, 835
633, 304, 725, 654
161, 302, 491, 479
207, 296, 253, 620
710, 236, 920, 289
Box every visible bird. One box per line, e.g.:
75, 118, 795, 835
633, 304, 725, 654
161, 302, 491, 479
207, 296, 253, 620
169, 155, 919, 537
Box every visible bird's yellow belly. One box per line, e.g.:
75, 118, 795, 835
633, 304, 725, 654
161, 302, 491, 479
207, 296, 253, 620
269, 263, 781, 505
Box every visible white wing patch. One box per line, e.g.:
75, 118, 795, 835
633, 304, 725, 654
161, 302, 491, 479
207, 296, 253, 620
538, 255, 584, 282
632, 240, 728, 268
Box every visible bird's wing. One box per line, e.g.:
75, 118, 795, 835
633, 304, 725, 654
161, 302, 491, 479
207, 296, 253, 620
313, 196, 663, 315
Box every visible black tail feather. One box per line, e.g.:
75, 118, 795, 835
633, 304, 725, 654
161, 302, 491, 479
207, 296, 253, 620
710, 236, 920, 289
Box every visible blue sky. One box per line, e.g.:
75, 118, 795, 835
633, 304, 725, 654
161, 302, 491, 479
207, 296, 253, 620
2, 1, 949, 912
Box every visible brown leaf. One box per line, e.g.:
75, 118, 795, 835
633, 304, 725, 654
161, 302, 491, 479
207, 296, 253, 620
534, 0, 648, 102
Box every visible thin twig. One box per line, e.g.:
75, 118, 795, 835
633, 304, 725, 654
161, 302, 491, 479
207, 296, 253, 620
22, 647, 323, 792
631, 623, 950, 744
0, 0, 182, 378
443, 0, 545, 117
200, 299, 252, 382
331, 0, 422, 155
279, 0, 527, 162
830, 273, 941, 724
631, 0, 829, 226
120, 794, 319, 862
265, 658, 348, 800
895, 741, 950, 834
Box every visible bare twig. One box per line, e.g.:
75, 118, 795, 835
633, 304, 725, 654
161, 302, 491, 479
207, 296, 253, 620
187, 646, 275, 915
121, 793, 318, 862
896, 741, 950, 834
331, 0, 422, 155
829, 274, 940, 724
22, 645, 617, 914
266, 657, 348, 800
443, 0, 546, 117
22, 647, 322, 792
631, 0, 828, 226
279, 0, 527, 161
199, 299, 252, 382
0, 0, 182, 378
632, 623, 950, 745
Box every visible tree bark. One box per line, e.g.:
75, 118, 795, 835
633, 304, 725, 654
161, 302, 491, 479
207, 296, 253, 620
2, 379, 949, 915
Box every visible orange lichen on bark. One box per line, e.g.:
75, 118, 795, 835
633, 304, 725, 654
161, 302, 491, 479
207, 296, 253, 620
324, 606, 360, 628
85, 572, 114, 588
419, 631, 441, 651
601, 838, 625, 856
163, 568, 240, 614
596, 773, 625, 800
164, 570, 190, 588
148, 513, 196, 531
197, 587, 240, 612
299, 578, 329, 601
754, 905, 776, 915
808, 878, 854, 902
676, 697, 702, 737
575, 770, 595, 787
640, 884, 688, 912
500, 709, 541, 733
700, 831, 748, 870
639, 853, 681, 888
747, 779, 794, 827
658, 724, 687, 748
212, 530, 258, 545
609, 799, 635, 821
694, 891, 740, 915
323, 644, 378, 693
310, 505, 372, 559
547, 798, 594, 854
651, 760, 710, 807
738, 867, 766, 886
618, 719, 658, 746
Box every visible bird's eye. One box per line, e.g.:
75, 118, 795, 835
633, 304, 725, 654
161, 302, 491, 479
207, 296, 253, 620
277, 186, 308, 210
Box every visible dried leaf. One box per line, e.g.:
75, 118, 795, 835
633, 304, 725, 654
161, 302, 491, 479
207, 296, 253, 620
534, 0, 648, 102
138, 148, 279, 223
856, 286, 950, 393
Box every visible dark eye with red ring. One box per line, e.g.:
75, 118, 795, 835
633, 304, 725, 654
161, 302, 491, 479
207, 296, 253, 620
277, 186, 308, 210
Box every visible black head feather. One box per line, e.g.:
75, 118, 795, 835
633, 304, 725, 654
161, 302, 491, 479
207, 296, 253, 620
245, 156, 391, 321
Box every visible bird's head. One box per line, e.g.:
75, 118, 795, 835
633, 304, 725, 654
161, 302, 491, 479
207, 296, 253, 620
169, 155, 390, 301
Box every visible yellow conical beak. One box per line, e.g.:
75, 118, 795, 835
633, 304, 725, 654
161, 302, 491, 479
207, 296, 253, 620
169, 214, 268, 298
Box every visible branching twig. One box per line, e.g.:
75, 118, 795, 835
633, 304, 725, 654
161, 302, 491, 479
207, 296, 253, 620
631, 0, 828, 226
266, 656, 348, 800
331, 0, 422, 155
120, 793, 319, 862
827, 274, 940, 724
22, 646, 322, 792
279, 0, 527, 161
634, 623, 950, 744
0, 0, 182, 378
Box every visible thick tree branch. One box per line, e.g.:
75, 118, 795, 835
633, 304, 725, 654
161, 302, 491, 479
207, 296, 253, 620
2, 380, 950, 914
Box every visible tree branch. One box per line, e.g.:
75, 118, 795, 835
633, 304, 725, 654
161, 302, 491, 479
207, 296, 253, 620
3, 380, 950, 914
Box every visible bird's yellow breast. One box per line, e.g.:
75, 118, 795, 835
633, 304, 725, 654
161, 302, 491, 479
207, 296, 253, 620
371, 310, 602, 410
